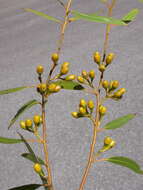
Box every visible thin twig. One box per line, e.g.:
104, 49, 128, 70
46, 0, 73, 85
41, 95, 53, 189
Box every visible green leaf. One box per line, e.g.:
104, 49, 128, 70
0, 136, 23, 144
107, 156, 143, 174
54, 80, 84, 90
18, 133, 38, 161
24, 8, 61, 23
103, 113, 136, 130
138, 0, 143, 2
0, 86, 28, 95
21, 153, 45, 165
8, 184, 42, 190
122, 9, 139, 24
72, 10, 126, 25
8, 99, 39, 129
18, 133, 47, 189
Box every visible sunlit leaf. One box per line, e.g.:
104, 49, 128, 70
8, 100, 40, 129
24, 8, 61, 23
8, 184, 42, 190
54, 80, 84, 90
21, 153, 45, 165
0, 86, 28, 95
72, 10, 126, 25
103, 114, 136, 130
0, 136, 22, 144
122, 9, 139, 24
107, 156, 143, 174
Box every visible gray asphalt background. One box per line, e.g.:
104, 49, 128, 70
0, 0, 143, 190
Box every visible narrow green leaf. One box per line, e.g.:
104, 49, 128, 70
8, 99, 39, 129
103, 113, 136, 130
107, 156, 143, 174
72, 10, 126, 25
0, 136, 22, 144
122, 9, 139, 24
18, 133, 48, 189
8, 184, 42, 190
18, 133, 38, 161
21, 153, 45, 165
0, 86, 28, 95
54, 80, 84, 90
24, 8, 61, 23
138, 0, 143, 2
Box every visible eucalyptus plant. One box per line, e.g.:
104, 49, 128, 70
0, 0, 142, 190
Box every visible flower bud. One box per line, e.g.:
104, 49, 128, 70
51, 53, 59, 63
93, 52, 101, 64
99, 64, 106, 72
77, 76, 85, 83
106, 53, 115, 65
87, 100, 94, 110
113, 88, 126, 98
60, 66, 69, 75
82, 70, 88, 79
33, 115, 41, 125
20, 121, 26, 129
54, 85, 61, 92
104, 136, 112, 145
71, 112, 79, 118
38, 83, 47, 93
89, 70, 95, 80
112, 80, 119, 89
25, 119, 33, 128
62, 62, 70, 67
79, 99, 87, 108
79, 107, 87, 115
48, 83, 56, 92
36, 65, 44, 75
33, 163, 42, 173
102, 80, 109, 89
65, 74, 76, 81
99, 105, 107, 115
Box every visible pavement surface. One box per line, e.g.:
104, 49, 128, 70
0, 0, 143, 190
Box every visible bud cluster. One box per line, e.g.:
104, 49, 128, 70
20, 114, 42, 132
71, 99, 95, 119
102, 80, 126, 100
77, 69, 95, 85
99, 136, 116, 153
93, 51, 115, 73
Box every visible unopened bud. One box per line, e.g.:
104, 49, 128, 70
99, 105, 107, 115
33, 163, 42, 173
65, 74, 76, 81
106, 53, 115, 65
93, 52, 101, 64
77, 76, 85, 83
79, 107, 87, 115
71, 112, 79, 118
99, 64, 106, 72
36, 65, 44, 75
82, 70, 88, 79
33, 115, 41, 125
87, 100, 94, 110
20, 121, 26, 129
102, 80, 109, 89
51, 53, 59, 63
89, 70, 95, 80
25, 119, 33, 128
79, 99, 87, 108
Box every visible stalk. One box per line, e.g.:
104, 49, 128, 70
78, 1, 116, 190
